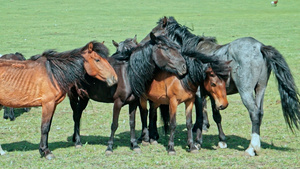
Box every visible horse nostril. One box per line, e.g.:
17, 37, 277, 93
182, 64, 186, 71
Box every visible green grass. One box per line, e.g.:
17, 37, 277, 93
1, 0, 300, 168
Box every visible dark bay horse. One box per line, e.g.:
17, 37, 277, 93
145, 16, 300, 156
0, 41, 118, 159
0, 52, 31, 121
137, 52, 231, 155
68, 33, 187, 155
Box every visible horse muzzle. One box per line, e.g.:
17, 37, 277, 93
216, 103, 228, 110
106, 75, 118, 86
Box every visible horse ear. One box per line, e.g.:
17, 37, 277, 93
150, 32, 157, 44
88, 42, 94, 53
162, 16, 167, 27
133, 35, 137, 44
112, 40, 119, 48
102, 41, 105, 44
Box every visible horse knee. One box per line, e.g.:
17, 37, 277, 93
111, 123, 118, 131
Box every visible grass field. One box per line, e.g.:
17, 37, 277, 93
1, 0, 300, 168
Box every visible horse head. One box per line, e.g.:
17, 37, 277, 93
149, 32, 187, 76
203, 60, 231, 110
112, 35, 138, 55
82, 42, 118, 86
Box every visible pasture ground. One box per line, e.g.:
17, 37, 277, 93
0, 0, 299, 168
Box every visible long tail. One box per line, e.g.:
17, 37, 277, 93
261, 45, 300, 131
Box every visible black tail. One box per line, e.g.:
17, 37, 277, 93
159, 104, 170, 134
262, 45, 300, 131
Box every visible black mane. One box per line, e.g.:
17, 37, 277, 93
128, 35, 182, 97
159, 17, 217, 52
127, 40, 155, 97
42, 41, 108, 93
180, 51, 231, 91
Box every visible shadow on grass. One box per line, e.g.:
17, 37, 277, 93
1, 124, 295, 153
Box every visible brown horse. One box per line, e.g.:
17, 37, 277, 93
0, 41, 117, 159
137, 53, 231, 155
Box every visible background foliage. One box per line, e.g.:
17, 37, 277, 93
0, 0, 299, 168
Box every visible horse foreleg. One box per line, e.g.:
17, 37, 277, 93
149, 101, 160, 144
106, 99, 123, 155
39, 102, 56, 160
185, 100, 198, 153
138, 97, 149, 145
210, 98, 227, 149
128, 101, 141, 153
168, 100, 177, 155
71, 96, 89, 148
193, 95, 204, 148
202, 98, 210, 131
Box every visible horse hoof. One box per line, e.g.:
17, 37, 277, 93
245, 147, 255, 157
0, 151, 6, 156
195, 143, 201, 150
142, 141, 150, 146
190, 149, 199, 154
133, 148, 142, 154
218, 141, 227, 149
168, 151, 176, 155
45, 153, 55, 160
105, 150, 113, 156
75, 144, 82, 148
150, 139, 158, 145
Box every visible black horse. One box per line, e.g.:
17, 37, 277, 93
68, 33, 187, 155
142, 16, 300, 156
0, 52, 31, 121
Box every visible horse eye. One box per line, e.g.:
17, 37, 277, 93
211, 82, 216, 87
95, 59, 100, 62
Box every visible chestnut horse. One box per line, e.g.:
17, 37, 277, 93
0, 41, 118, 159
0, 52, 31, 121
144, 16, 300, 156
137, 52, 231, 154
68, 33, 187, 155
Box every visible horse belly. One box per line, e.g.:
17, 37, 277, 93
0, 80, 43, 107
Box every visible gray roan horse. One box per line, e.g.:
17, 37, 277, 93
143, 16, 300, 156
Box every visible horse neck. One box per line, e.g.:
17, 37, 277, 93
128, 45, 156, 96
180, 57, 206, 92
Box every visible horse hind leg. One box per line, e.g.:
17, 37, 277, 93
239, 89, 264, 157
9, 108, 15, 121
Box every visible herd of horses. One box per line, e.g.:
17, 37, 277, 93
0, 16, 299, 159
